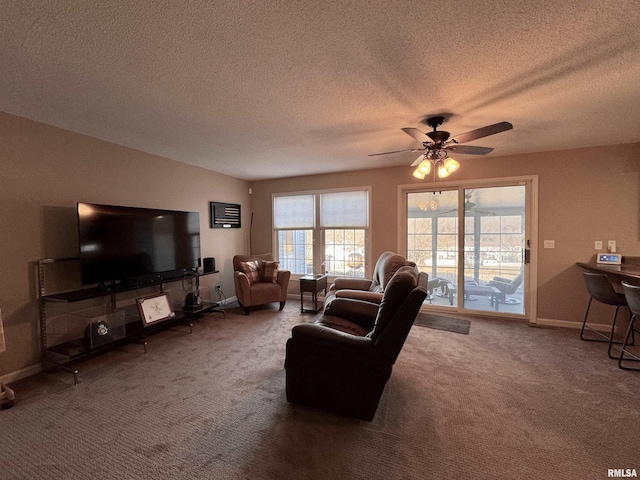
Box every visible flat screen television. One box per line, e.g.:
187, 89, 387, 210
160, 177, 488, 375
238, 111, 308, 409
78, 202, 201, 286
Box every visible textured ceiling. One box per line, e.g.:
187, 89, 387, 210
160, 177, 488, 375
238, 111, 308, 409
1, 1, 639, 181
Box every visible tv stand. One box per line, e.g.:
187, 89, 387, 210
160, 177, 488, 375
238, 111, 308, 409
37, 258, 223, 385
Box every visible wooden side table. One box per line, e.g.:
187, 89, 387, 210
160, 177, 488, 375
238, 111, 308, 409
299, 274, 328, 313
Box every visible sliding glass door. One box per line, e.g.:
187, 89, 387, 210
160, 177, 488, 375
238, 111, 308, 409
461, 185, 526, 315
405, 181, 532, 318
407, 190, 459, 309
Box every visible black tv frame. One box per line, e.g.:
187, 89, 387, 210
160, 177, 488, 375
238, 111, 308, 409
77, 202, 201, 287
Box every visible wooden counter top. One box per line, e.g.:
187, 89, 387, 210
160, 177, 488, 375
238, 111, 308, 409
576, 256, 640, 283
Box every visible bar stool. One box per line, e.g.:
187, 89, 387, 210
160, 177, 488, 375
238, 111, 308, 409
620, 282, 640, 370
581, 272, 628, 359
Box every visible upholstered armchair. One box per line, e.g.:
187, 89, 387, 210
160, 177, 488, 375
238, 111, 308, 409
233, 254, 291, 315
285, 266, 428, 421
324, 251, 417, 305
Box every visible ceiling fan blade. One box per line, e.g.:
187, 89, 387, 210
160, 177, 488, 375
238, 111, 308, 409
451, 121, 513, 144
447, 145, 493, 155
368, 148, 424, 157
401, 127, 431, 143
410, 154, 427, 167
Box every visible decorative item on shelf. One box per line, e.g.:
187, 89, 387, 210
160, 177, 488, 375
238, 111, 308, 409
84, 320, 111, 348
80, 310, 126, 349
203, 257, 216, 273
183, 291, 203, 312
136, 293, 175, 327
210, 202, 241, 228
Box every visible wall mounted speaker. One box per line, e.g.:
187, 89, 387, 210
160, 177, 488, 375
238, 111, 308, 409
203, 257, 216, 273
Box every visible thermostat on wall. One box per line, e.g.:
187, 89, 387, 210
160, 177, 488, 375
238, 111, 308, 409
597, 253, 622, 265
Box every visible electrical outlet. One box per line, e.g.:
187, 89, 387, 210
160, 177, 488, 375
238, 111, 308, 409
215, 284, 221, 292
595, 241, 602, 250
607, 240, 616, 253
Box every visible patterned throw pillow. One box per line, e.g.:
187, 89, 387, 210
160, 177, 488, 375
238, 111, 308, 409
239, 260, 261, 284
261, 260, 279, 283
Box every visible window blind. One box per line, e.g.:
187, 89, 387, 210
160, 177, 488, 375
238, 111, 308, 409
273, 194, 315, 229
320, 191, 369, 228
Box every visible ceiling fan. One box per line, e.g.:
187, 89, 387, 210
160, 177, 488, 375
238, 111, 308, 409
437, 191, 495, 216
369, 116, 513, 179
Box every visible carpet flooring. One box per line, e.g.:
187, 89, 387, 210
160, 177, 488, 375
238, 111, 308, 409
414, 313, 471, 334
1, 302, 639, 479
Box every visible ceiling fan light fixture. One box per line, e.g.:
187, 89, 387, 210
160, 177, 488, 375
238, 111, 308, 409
443, 157, 460, 174
437, 163, 451, 178
412, 168, 426, 180
417, 159, 431, 175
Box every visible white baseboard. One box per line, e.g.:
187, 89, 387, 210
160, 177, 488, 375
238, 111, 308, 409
535, 317, 609, 332
1, 364, 42, 385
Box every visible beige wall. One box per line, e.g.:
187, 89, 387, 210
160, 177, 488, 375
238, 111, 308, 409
249, 143, 640, 324
0, 113, 250, 378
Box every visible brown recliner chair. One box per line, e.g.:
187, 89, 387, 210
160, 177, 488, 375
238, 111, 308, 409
285, 266, 428, 421
324, 251, 417, 305
233, 254, 291, 315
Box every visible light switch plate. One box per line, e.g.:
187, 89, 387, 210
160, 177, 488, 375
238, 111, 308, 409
543, 240, 555, 249
595, 241, 603, 250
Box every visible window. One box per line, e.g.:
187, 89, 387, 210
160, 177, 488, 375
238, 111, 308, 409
277, 229, 313, 275
273, 194, 314, 274
324, 228, 366, 277
273, 189, 369, 276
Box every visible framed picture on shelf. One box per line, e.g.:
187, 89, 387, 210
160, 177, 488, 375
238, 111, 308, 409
137, 293, 175, 327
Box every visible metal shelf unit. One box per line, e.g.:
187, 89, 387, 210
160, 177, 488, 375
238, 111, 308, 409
37, 258, 222, 384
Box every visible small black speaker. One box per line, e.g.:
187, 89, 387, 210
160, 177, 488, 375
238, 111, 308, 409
203, 257, 216, 273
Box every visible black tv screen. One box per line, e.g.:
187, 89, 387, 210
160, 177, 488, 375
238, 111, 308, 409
78, 203, 201, 285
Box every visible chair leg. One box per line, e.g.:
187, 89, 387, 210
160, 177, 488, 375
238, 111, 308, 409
580, 298, 608, 342
618, 313, 640, 371
244, 307, 250, 315
580, 298, 624, 350
279, 301, 286, 310
607, 306, 622, 359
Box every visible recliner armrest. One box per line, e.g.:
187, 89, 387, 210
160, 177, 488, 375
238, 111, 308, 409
324, 297, 379, 329
292, 323, 373, 348
332, 277, 374, 291
335, 290, 383, 304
